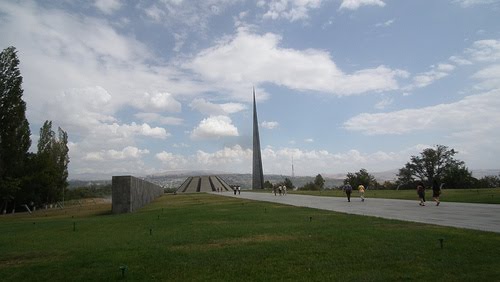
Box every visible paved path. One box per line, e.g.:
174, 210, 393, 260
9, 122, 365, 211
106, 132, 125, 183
213, 192, 500, 233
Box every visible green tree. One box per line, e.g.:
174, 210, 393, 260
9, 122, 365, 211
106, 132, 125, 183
398, 145, 464, 186
344, 169, 378, 188
36, 121, 70, 204
441, 165, 476, 189
0, 46, 31, 212
283, 177, 295, 189
263, 180, 273, 189
476, 175, 500, 188
314, 174, 325, 190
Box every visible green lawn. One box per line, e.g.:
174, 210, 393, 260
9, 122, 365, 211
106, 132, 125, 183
288, 188, 500, 204
1, 193, 499, 281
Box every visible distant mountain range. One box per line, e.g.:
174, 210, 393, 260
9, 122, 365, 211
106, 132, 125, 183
69, 169, 500, 189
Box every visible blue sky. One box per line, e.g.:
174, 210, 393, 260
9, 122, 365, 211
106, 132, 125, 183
1, 0, 499, 179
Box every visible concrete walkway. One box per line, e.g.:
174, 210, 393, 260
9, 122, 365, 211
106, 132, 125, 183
213, 192, 500, 234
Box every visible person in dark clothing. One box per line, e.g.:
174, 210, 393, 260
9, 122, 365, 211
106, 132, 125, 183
343, 184, 353, 202
417, 181, 426, 206
432, 180, 441, 206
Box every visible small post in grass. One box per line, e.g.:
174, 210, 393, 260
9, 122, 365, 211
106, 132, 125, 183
439, 238, 444, 249
119, 265, 128, 278
309, 216, 312, 222
150, 228, 152, 236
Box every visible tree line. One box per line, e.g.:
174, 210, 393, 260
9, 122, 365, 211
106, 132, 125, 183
1, 46, 69, 213
290, 145, 499, 190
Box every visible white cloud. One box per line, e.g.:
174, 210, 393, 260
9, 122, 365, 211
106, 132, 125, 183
135, 113, 184, 125
140, 1, 240, 30
261, 0, 323, 22
407, 64, 455, 89
93, 0, 122, 14
465, 39, 500, 62
449, 56, 472, 65
196, 145, 251, 166
375, 19, 395, 27
304, 138, 314, 143
187, 27, 407, 96
190, 115, 239, 139
144, 5, 165, 22
374, 97, 393, 110
454, 0, 500, 7
261, 121, 279, 129
343, 90, 500, 135
133, 92, 182, 113
189, 98, 246, 115
84, 146, 149, 161
156, 151, 189, 169
339, 0, 386, 10
471, 64, 500, 90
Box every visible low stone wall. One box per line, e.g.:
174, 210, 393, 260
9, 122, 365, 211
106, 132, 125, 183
112, 175, 164, 214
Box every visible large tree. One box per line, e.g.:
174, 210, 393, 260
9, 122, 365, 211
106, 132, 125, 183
397, 145, 464, 186
36, 121, 70, 204
344, 169, 377, 188
314, 174, 325, 190
0, 46, 31, 212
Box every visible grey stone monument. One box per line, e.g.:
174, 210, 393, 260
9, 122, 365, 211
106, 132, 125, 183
112, 175, 164, 214
252, 88, 264, 189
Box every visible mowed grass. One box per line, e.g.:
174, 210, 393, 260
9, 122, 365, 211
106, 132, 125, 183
1, 193, 499, 281
290, 188, 500, 204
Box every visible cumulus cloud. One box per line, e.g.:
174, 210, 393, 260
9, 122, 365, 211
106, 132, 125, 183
374, 97, 393, 110
453, 0, 500, 7
343, 90, 500, 135
133, 92, 182, 113
196, 145, 252, 166
156, 151, 189, 169
93, 0, 122, 14
134, 113, 183, 126
261, 121, 279, 129
189, 98, 246, 115
471, 64, 500, 90
260, 0, 323, 22
84, 146, 149, 161
139, 1, 239, 31
190, 115, 239, 139
406, 64, 456, 89
187, 27, 408, 96
339, 0, 386, 10
465, 39, 500, 62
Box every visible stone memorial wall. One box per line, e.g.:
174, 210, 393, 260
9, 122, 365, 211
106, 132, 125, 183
112, 175, 164, 214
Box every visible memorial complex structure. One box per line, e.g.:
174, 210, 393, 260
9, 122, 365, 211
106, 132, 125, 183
252, 88, 264, 189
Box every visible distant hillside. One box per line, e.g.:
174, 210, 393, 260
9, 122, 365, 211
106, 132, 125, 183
145, 173, 344, 190
69, 169, 499, 189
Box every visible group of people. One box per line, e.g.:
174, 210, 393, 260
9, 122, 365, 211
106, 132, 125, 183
233, 186, 241, 195
342, 180, 442, 206
417, 180, 441, 206
273, 185, 287, 196
342, 184, 365, 202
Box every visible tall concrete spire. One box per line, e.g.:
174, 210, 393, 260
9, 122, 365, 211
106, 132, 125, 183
252, 88, 264, 189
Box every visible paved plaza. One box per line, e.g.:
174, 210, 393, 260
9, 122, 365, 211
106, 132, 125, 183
214, 191, 500, 233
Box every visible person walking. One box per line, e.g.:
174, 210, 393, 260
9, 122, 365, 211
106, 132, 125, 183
417, 181, 426, 206
432, 180, 441, 206
238, 186, 241, 195
343, 184, 353, 202
358, 184, 365, 202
